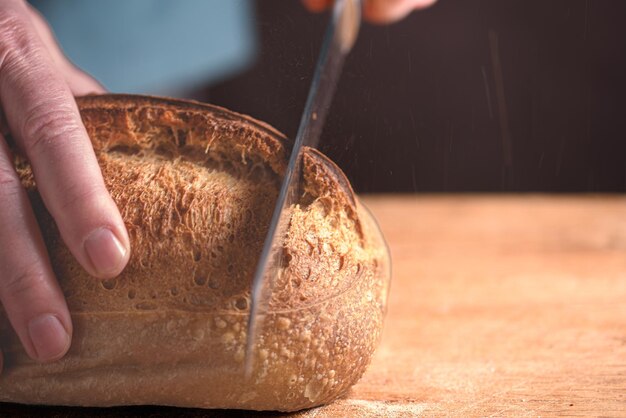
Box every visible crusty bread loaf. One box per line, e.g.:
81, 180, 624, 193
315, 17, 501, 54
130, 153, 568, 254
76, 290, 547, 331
0, 95, 390, 412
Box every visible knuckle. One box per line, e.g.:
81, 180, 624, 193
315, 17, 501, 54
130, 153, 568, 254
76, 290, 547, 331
0, 7, 82, 160
0, 9, 28, 43
0, 159, 21, 198
21, 103, 82, 157
2, 265, 47, 302
0, 9, 39, 73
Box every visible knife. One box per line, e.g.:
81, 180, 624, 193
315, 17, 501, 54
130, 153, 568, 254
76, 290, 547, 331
245, 0, 361, 377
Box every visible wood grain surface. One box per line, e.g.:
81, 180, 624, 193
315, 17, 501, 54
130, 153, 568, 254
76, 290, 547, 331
2, 195, 626, 417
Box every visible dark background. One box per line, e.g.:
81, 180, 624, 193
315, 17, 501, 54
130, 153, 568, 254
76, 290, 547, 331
206, 0, 626, 193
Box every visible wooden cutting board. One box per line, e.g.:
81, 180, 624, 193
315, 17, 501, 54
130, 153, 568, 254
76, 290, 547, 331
3, 195, 626, 417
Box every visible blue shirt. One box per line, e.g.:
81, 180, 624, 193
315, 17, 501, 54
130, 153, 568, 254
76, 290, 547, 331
31, 0, 257, 94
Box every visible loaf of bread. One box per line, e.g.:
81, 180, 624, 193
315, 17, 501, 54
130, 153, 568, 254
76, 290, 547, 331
0, 95, 390, 412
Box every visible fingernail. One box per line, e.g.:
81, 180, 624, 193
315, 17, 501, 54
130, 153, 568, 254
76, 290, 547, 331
84, 227, 127, 277
28, 314, 70, 362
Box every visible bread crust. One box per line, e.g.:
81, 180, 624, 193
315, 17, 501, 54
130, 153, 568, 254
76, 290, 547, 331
0, 95, 390, 412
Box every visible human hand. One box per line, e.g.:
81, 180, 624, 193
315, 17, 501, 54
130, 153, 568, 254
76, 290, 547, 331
0, 0, 129, 371
303, 0, 438, 24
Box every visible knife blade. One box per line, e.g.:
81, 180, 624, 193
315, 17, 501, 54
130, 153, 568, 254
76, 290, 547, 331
245, 0, 361, 377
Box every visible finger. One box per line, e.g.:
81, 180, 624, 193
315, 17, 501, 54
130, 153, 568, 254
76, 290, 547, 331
0, 1, 130, 279
364, 0, 437, 24
0, 135, 71, 363
25, 3, 105, 95
302, 0, 334, 13
57, 65, 106, 97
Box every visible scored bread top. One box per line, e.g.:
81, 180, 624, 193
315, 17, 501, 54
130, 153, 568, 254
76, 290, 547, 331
18, 94, 369, 314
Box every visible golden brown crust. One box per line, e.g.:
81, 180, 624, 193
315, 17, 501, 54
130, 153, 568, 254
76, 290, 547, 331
0, 95, 390, 411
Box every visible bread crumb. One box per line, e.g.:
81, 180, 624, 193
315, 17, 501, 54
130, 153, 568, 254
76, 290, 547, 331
304, 379, 326, 403
277, 317, 291, 330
